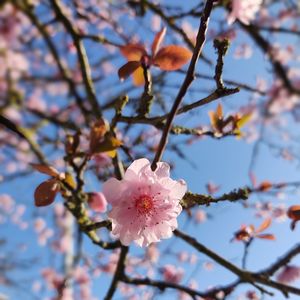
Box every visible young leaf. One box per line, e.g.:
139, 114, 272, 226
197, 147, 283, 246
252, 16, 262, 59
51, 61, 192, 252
216, 104, 223, 120
120, 44, 147, 61
256, 233, 276, 240
34, 179, 59, 207
132, 66, 145, 86
208, 111, 218, 130
151, 27, 167, 57
89, 118, 109, 154
118, 61, 141, 81
64, 172, 76, 190
258, 181, 272, 192
287, 205, 300, 221
93, 136, 122, 157
153, 45, 192, 71
256, 218, 272, 233
236, 113, 252, 129
30, 163, 60, 178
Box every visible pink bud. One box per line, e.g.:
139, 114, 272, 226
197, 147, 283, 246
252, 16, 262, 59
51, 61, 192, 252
88, 192, 107, 213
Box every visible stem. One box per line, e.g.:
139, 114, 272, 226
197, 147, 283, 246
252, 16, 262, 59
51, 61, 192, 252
151, 0, 216, 170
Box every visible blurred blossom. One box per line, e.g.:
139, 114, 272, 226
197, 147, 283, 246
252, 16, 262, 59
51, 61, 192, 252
194, 209, 207, 224
161, 264, 184, 284
228, 0, 262, 25
88, 192, 107, 213
145, 244, 159, 263
151, 15, 161, 32
203, 261, 214, 271
276, 265, 300, 283
234, 44, 253, 59
178, 251, 189, 262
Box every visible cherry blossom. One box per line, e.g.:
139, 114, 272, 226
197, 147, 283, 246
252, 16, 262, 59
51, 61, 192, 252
103, 158, 186, 247
228, 0, 262, 25
87, 192, 107, 213
161, 264, 184, 284
276, 265, 300, 284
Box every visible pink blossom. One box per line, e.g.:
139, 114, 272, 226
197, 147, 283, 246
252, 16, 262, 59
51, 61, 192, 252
178, 251, 189, 262
34, 217, 46, 233
203, 261, 214, 271
103, 158, 186, 247
0, 194, 14, 214
88, 192, 107, 213
228, 0, 262, 25
38, 228, 53, 246
234, 44, 253, 59
245, 291, 259, 300
276, 265, 300, 284
145, 244, 159, 263
162, 264, 184, 284
194, 209, 207, 224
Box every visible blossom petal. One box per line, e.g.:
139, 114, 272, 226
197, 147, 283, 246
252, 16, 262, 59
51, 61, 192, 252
155, 162, 170, 178
126, 158, 150, 176
103, 178, 125, 205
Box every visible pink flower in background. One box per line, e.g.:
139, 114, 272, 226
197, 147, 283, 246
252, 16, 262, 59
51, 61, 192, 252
276, 265, 300, 284
145, 244, 160, 263
161, 264, 184, 284
88, 192, 107, 213
194, 209, 207, 224
228, 0, 262, 25
103, 158, 186, 247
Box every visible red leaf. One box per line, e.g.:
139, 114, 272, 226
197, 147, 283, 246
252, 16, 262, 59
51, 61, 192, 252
153, 45, 192, 71
31, 163, 60, 178
287, 205, 300, 220
34, 179, 60, 207
258, 181, 272, 192
256, 234, 276, 240
118, 61, 141, 81
255, 218, 272, 233
151, 27, 166, 57
120, 44, 147, 61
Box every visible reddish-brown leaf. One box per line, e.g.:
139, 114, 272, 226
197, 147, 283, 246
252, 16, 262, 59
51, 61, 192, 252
258, 181, 272, 192
89, 118, 109, 154
287, 205, 300, 220
256, 218, 272, 233
151, 27, 166, 57
118, 61, 141, 81
120, 44, 147, 61
256, 233, 276, 240
216, 103, 223, 119
208, 111, 218, 130
31, 163, 60, 178
34, 179, 60, 207
153, 45, 192, 71
132, 66, 145, 86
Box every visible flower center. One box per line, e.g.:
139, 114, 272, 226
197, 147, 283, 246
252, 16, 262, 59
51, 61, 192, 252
135, 194, 154, 215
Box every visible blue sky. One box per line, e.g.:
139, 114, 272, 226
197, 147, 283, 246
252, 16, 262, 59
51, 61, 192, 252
2, 1, 300, 299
